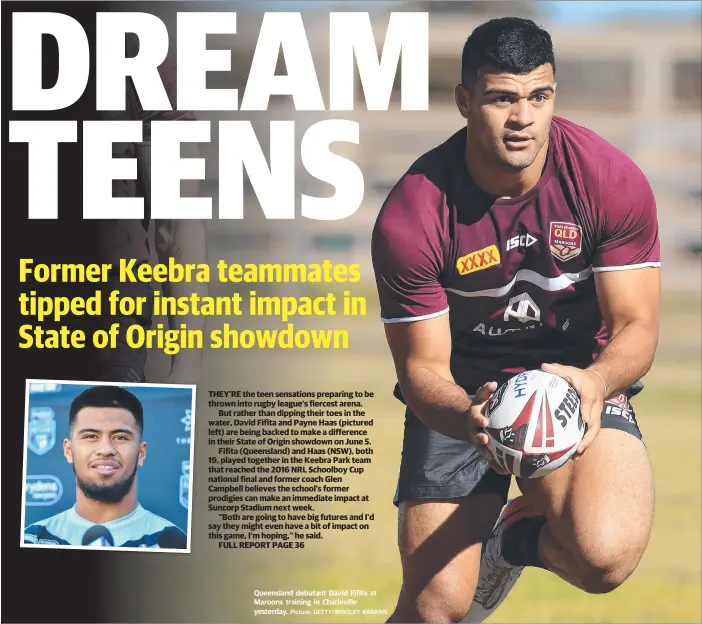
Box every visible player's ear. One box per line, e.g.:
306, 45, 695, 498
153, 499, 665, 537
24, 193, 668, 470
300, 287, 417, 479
138, 441, 147, 466
455, 83, 472, 119
63, 438, 73, 464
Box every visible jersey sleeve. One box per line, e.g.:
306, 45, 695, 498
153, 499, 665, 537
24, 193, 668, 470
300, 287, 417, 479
592, 159, 661, 272
23, 521, 71, 546
371, 174, 449, 322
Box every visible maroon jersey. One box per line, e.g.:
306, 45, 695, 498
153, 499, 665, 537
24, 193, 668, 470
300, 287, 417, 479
371, 116, 661, 393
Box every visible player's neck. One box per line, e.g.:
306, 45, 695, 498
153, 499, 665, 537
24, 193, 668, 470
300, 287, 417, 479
75, 488, 139, 524
466, 137, 549, 199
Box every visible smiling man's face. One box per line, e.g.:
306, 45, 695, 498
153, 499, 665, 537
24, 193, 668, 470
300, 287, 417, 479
64, 407, 146, 504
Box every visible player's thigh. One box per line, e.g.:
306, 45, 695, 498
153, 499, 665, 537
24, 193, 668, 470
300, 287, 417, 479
519, 427, 654, 565
397, 494, 504, 609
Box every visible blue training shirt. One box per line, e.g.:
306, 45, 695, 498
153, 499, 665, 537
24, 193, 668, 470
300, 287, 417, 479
23, 504, 187, 548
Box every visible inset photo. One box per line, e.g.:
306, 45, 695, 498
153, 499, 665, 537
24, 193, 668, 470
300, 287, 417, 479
21, 380, 196, 552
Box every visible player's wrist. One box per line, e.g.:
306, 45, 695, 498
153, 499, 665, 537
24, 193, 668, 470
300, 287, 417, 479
585, 367, 608, 397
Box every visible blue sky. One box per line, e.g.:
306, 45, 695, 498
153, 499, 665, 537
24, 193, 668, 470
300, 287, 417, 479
546, 1, 702, 22
256, 0, 702, 22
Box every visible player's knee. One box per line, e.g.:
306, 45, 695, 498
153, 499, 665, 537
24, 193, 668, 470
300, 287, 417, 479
418, 586, 473, 623
580, 562, 636, 594
578, 542, 643, 594
396, 580, 474, 623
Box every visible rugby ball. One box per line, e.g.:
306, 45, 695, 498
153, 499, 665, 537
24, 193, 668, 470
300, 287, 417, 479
484, 370, 585, 479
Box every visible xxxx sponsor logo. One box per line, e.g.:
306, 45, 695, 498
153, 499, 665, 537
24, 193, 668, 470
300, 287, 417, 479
457, 244, 500, 275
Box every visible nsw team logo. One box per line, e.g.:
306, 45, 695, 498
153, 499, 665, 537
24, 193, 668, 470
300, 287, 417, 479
457, 245, 500, 275
27, 407, 56, 456
180, 460, 190, 509
549, 222, 582, 261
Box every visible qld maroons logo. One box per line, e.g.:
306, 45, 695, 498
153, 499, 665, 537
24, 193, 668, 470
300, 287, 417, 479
549, 222, 582, 261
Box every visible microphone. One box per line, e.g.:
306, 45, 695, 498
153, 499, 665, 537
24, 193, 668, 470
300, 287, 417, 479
82, 525, 115, 547
157, 526, 187, 549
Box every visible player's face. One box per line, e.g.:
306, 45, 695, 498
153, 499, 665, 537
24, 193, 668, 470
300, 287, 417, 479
456, 64, 556, 171
64, 407, 146, 504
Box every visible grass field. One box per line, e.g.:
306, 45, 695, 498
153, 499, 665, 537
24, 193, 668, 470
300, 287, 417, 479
139, 290, 700, 624
495, 292, 702, 623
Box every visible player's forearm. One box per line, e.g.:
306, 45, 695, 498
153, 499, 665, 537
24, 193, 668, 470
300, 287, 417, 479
399, 367, 474, 441
587, 319, 658, 399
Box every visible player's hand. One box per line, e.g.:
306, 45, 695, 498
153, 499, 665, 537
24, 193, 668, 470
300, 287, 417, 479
541, 363, 606, 457
468, 382, 510, 475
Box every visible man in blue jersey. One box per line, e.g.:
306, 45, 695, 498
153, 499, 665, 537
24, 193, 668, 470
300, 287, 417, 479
23, 386, 187, 549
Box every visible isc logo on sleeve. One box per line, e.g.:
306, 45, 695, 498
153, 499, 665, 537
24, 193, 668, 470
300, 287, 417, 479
457, 245, 501, 275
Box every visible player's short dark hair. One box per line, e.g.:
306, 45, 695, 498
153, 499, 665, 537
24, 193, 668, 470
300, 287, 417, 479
461, 17, 555, 88
69, 386, 144, 435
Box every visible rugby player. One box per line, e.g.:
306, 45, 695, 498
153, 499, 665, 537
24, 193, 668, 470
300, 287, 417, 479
371, 17, 660, 623
98, 32, 207, 384
24, 385, 187, 549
